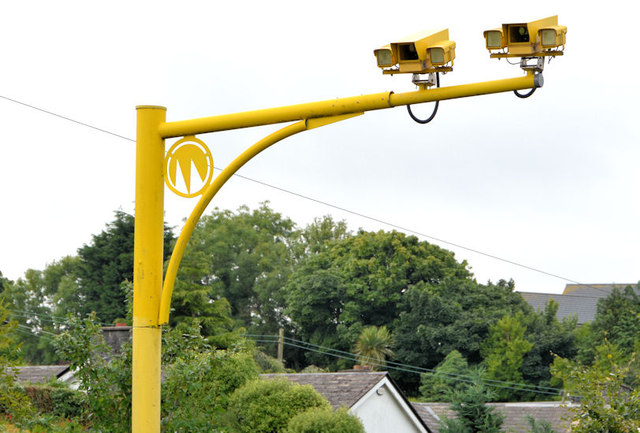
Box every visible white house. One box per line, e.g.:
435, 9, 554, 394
261, 371, 431, 433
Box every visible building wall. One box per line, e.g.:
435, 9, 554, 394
351, 382, 423, 433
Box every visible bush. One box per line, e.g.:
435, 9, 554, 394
286, 408, 364, 433
228, 379, 331, 433
54, 312, 131, 433
254, 351, 286, 373
161, 348, 260, 432
24, 384, 85, 419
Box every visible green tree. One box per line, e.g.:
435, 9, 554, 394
524, 416, 556, 433
354, 325, 394, 370
75, 210, 174, 324
175, 204, 299, 339
0, 269, 60, 364
227, 379, 331, 433
161, 343, 260, 432
297, 215, 350, 255
287, 230, 471, 369
0, 300, 35, 423
54, 312, 131, 433
520, 299, 577, 399
438, 370, 505, 433
420, 350, 472, 402
393, 279, 530, 394
286, 407, 365, 433
44, 256, 83, 320
481, 314, 533, 401
551, 343, 640, 432
577, 284, 640, 364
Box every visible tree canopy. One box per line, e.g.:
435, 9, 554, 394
1, 203, 609, 407
75, 210, 174, 323
286, 229, 471, 369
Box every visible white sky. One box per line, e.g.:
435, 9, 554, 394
1, 0, 638, 295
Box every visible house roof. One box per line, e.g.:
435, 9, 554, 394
519, 292, 599, 325
7, 365, 70, 385
412, 401, 576, 433
261, 371, 432, 433
563, 283, 636, 297
520, 283, 638, 326
261, 371, 389, 410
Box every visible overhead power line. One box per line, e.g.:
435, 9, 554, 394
0, 94, 607, 294
0, 95, 133, 142
8, 321, 566, 398
246, 334, 564, 398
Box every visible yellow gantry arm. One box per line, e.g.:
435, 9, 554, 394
158, 73, 537, 139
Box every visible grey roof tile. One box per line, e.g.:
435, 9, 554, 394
261, 371, 387, 409
519, 292, 598, 325
7, 365, 70, 385
413, 402, 575, 433
563, 283, 636, 297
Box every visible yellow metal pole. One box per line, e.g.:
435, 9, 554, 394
133, 105, 166, 433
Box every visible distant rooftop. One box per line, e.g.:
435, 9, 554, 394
519, 292, 596, 325
563, 283, 636, 297
261, 371, 388, 410
7, 365, 70, 385
519, 283, 637, 326
413, 401, 576, 433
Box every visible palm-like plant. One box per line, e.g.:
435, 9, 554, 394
354, 326, 394, 370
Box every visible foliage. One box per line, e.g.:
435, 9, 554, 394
297, 215, 350, 255
160, 319, 212, 365
0, 300, 36, 423
253, 350, 286, 373
524, 416, 556, 433
354, 325, 394, 370
161, 344, 260, 432
551, 342, 640, 432
227, 379, 331, 433
0, 268, 62, 365
520, 299, 577, 398
420, 350, 472, 402
287, 229, 471, 370
576, 284, 640, 364
438, 370, 505, 433
174, 204, 299, 340
54, 312, 131, 433
393, 278, 531, 394
285, 407, 364, 433
481, 313, 533, 401
23, 382, 85, 419
75, 210, 174, 324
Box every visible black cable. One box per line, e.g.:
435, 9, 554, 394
407, 73, 440, 124
514, 88, 536, 99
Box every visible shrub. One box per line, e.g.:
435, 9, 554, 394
228, 379, 331, 433
24, 384, 85, 419
254, 351, 286, 373
286, 408, 364, 433
161, 348, 260, 432
54, 312, 131, 433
